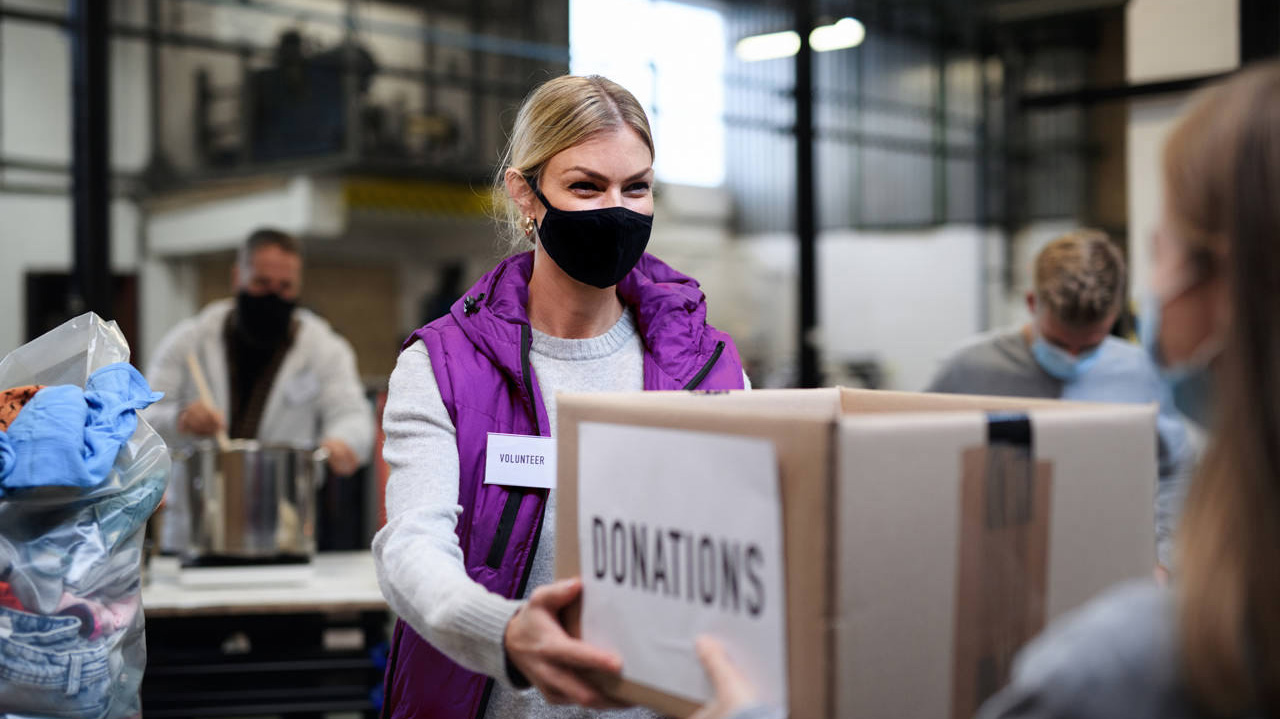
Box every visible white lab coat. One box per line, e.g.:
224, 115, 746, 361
143, 298, 375, 551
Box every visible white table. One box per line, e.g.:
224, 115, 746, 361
143, 551, 387, 617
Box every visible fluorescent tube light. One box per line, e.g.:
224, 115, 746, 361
734, 30, 801, 62
735, 18, 866, 61
810, 17, 865, 52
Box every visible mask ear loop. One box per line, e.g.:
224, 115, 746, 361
1153, 262, 1228, 371
520, 174, 553, 240
523, 174, 555, 212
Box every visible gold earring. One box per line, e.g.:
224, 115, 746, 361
523, 216, 536, 236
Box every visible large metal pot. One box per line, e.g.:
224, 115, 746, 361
181, 440, 328, 562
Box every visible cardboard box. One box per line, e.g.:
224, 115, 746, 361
555, 388, 1157, 719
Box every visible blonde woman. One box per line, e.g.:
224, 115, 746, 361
373, 75, 747, 719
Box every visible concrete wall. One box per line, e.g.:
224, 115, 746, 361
0, 195, 141, 355
0, 0, 150, 356
1125, 0, 1240, 299
721, 226, 995, 392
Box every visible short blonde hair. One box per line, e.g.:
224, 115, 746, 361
1033, 229, 1127, 326
492, 75, 654, 254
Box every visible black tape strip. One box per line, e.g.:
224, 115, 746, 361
986, 411, 1032, 448
984, 412, 1034, 528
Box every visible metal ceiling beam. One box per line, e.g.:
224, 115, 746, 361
1020, 70, 1235, 108
986, 0, 1125, 24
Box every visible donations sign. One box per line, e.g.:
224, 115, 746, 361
577, 422, 788, 708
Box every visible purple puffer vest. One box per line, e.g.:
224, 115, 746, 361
381, 251, 745, 719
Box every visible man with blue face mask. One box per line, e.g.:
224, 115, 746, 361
926, 230, 1195, 573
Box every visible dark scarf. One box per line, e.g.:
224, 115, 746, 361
224, 311, 298, 440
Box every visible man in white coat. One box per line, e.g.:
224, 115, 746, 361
144, 228, 375, 552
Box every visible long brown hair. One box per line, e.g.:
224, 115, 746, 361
1169, 62, 1280, 716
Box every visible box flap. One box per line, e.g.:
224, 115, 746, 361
835, 411, 988, 718
554, 388, 842, 432
833, 403, 1158, 717
1031, 404, 1157, 615
840, 387, 1097, 415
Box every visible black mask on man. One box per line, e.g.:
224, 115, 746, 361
531, 184, 653, 289
235, 290, 296, 348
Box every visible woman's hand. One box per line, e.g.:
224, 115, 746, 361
690, 637, 759, 719
504, 577, 625, 708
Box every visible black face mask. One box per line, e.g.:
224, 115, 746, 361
531, 185, 653, 289
235, 290, 297, 348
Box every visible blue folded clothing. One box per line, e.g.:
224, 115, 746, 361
0, 363, 163, 496
0, 435, 12, 483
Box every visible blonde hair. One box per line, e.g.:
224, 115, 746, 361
1032, 229, 1126, 326
1169, 63, 1280, 717
492, 75, 654, 254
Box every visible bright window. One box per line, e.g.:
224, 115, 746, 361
570, 0, 726, 188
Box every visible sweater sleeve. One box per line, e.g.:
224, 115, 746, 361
141, 316, 199, 443
975, 582, 1181, 719
724, 704, 787, 719
371, 341, 524, 684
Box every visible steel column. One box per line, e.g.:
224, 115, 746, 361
796, 0, 820, 388
70, 0, 111, 318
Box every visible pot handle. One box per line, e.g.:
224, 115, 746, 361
312, 446, 331, 488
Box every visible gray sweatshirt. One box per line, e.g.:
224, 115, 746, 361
978, 581, 1201, 719
727, 583, 1195, 719
373, 310, 656, 719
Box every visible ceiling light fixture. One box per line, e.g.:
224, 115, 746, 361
734, 17, 866, 62
734, 29, 802, 63
809, 17, 866, 52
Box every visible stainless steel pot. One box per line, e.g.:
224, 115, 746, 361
181, 440, 328, 562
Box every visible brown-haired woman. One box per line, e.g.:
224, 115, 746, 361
691, 60, 1280, 719
975, 60, 1280, 719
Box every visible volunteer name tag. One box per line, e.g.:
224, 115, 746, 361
484, 433, 557, 489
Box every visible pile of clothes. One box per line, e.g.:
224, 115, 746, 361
0, 358, 168, 719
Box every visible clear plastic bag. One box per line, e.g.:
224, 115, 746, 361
0, 313, 169, 719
